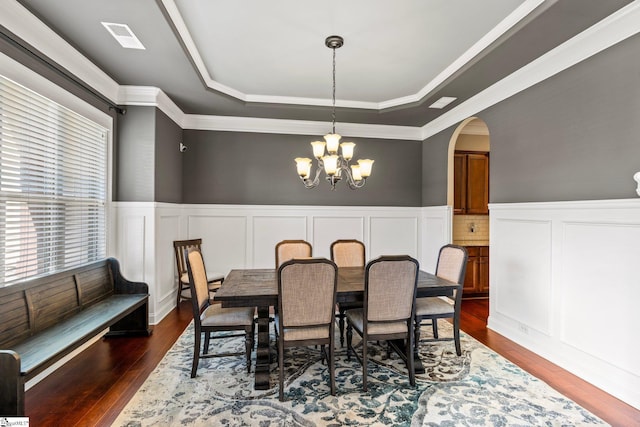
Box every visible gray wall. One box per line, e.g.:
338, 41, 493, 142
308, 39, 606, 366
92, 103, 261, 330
422, 33, 640, 205
182, 131, 422, 206
116, 106, 155, 202
421, 128, 454, 206
115, 107, 183, 202
155, 109, 183, 203
482, 33, 640, 203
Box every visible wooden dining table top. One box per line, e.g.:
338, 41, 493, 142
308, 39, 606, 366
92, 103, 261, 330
215, 267, 459, 308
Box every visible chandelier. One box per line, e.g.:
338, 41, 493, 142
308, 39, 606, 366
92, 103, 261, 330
295, 35, 374, 190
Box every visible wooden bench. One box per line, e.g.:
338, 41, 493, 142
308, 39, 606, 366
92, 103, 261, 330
0, 258, 151, 416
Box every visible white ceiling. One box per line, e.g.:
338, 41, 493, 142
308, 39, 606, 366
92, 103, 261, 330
170, 0, 529, 108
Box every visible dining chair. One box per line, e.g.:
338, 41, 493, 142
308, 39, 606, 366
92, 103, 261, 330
185, 248, 255, 378
346, 255, 419, 391
414, 244, 468, 356
272, 240, 313, 334
174, 238, 225, 309
275, 239, 312, 267
277, 258, 338, 401
330, 239, 366, 347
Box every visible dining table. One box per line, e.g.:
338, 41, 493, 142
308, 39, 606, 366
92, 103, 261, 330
214, 266, 461, 390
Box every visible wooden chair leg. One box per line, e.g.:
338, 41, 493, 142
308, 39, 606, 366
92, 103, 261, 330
432, 319, 439, 339
408, 326, 415, 387
362, 337, 368, 392
191, 328, 201, 378
176, 280, 183, 309
329, 341, 336, 396
338, 308, 346, 347
204, 332, 211, 354
453, 317, 462, 356
278, 340, 285, 401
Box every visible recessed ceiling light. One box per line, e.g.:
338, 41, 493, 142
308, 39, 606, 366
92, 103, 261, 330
101, 22, 145, 50
429, 96, 457, 109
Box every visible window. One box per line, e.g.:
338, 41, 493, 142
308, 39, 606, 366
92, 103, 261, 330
0, 74, 107, 286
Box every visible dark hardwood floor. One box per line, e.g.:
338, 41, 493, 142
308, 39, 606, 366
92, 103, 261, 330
24, 299, 640, 426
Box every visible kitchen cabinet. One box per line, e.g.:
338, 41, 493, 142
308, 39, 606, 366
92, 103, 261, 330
454, 152, 489, 215
462, 246, 489, 297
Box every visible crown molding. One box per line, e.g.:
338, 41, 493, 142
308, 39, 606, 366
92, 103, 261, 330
421, 0, 640, 140
117, 86, 421, 139
5, 0, 640, 142
182, 114, 422, 140
117, 86, 186, 126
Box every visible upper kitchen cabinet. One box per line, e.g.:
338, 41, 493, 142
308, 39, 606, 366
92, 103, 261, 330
454, 151, 489, 215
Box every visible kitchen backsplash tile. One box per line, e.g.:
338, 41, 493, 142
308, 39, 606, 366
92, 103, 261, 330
453, 215, 489, 243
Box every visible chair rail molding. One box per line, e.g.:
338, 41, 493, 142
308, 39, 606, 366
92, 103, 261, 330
488, 198, 640, 410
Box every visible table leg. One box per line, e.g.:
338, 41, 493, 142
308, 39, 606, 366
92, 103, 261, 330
388, 339, 425, 374
254, 305, 271, 390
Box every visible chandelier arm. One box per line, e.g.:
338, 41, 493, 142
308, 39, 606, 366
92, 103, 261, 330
341, 161, 367, 189
302, 160, 324, 188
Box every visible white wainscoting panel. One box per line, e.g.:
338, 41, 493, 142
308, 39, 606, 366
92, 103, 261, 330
489, 199, 640, 410
421, 205, 452, 272
252, 215, 307, 268
188, 215, 248, 273
157, 214, 180, 305
369, 216, 419, 259
561, 221, 640, 378
312, 216, 365, 259
492, 218, 552, 336
118, 215, 146, 282
113, 203, 157, 321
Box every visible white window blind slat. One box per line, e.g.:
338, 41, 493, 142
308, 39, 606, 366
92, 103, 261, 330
0, 74, 107, 286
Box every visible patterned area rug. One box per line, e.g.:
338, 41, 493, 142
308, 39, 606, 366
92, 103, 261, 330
112, 321, 606, 426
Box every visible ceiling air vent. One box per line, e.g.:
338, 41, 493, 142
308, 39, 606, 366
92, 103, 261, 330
101, 22, 145, 50
429, 96, 457, 109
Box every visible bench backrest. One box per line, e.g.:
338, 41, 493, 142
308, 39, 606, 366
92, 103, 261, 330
0, 259, 114, 348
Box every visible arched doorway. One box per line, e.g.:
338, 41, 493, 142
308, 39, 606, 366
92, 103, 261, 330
447, 117, 490, 299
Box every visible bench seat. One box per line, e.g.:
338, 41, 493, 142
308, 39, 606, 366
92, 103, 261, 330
13, 294, 148, 378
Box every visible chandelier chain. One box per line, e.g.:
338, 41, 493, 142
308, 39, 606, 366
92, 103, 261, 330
331, 45, 336, 135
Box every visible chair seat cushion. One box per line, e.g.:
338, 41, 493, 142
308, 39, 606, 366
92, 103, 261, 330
181, 272, 225, 284
415, 296, 454, 317
346, 309, 407, 335
201, 304, 255, 327
283, 325, 330, 341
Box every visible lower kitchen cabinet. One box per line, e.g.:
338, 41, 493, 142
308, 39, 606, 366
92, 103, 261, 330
462, 246, 489, 297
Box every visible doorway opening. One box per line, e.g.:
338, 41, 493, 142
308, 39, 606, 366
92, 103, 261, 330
447, 117, 490, 300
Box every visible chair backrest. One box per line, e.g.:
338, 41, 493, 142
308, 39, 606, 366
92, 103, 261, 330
435, 245, 468, 284
275, 240, 312, 268
364, 256, 419, 322
330, 239, 365, 268
174, 238, 203, 279
185, 248, 211, 317
277, 258, 337, 330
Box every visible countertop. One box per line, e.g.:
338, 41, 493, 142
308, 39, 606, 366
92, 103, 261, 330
453, 240, 489, 247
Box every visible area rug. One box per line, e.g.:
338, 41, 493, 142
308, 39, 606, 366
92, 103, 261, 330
112, 321, 606, 426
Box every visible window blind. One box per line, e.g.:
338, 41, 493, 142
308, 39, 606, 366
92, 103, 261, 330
0, 74, 107, 286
